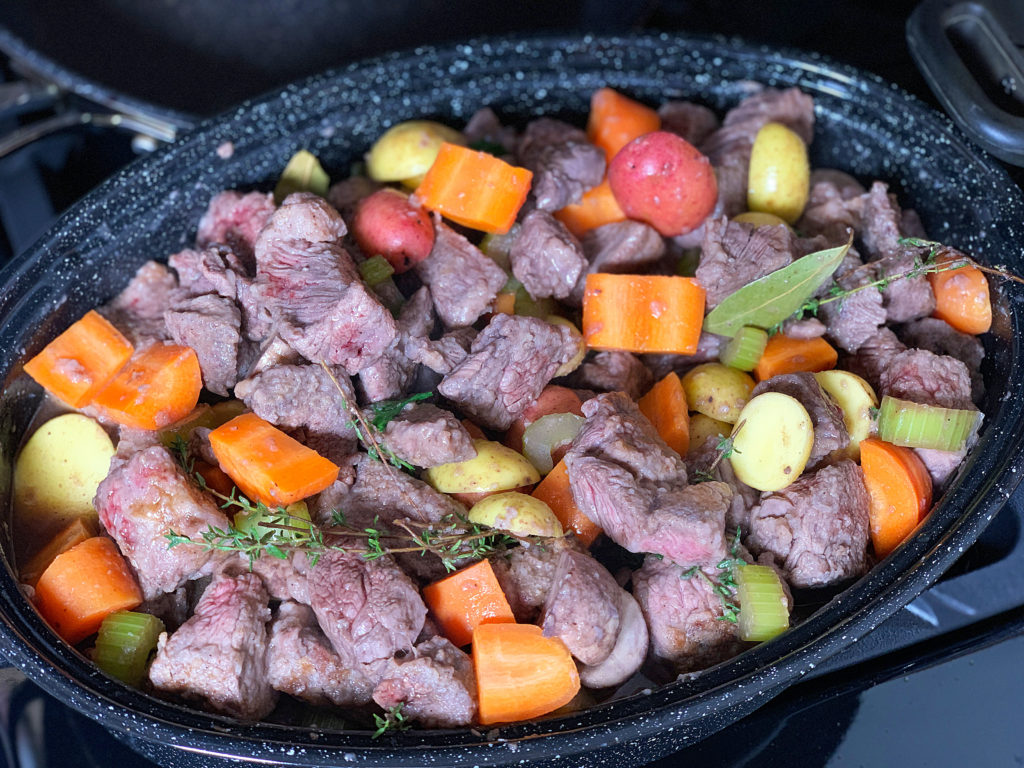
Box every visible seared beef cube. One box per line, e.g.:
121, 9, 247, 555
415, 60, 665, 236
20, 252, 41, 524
842, 327, 907, 390
752, 373, 849, 469
915, 447, 968, 489
164, 294, 241, 396
267, 601, 373, 707
196, 190, 276, 266
820, 264, 887, 353
490, 539, 576, 622
696, 217, 795, 308
405, 328, 477, 375
438, 314, 579, 430
169, 245, 248, 299
516, 118, 606, 211
540, 549, 621, 665
344, 454, 467, 527
254, 192, 346, 264
797, 175, 864, 245
148, 572, 276, 720
381, 403, 476, 468
308, 551, 427, 681
463, 107, 518, 155
416, 222, 507, 329
257, 238, 397, 374
747, 460, 870, 588
510, 210, 587, 300
95, 446, 231, 600
575, 351, 653, 402
632, 556, 743, 672
243, 551, 312, 604
878, 348, 974, 410
858, 182, 903, 261
101, 261, 179, 346
327, 176, 382, 221
357, 286, 434, 403
900, 316, 985, 404
570, 220, 665, 303
372, 636, 477, 727
658, 101, 719, 146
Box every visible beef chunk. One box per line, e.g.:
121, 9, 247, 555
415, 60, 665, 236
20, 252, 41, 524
254, 192, 346, 264
578, 588, 649, 690
900, 317, 985, 403
257, 238, 397, 374
149, 572, 276, 719
372, 636, 477, 727
307, 551, 427, 680
575, 351, 653, 402
509, 210, 587, 300
878, 348, 974, 410
858, 181, 903, 260
747, 460, 870, 587
697, 218, 795, 308
632, 556, 743, 672
658, 101, 719, 146
915, 447, 968, 489
516, 118, 606, 211
243, 551, 311, 604
463, 107, 518, 155
842, 327, 907, 390
781, 317, 826, 340
489, 539, 576, 622
642, 333, 726, 380
570, 220, 666, 303
169, 245, 248, 299
540, 549, 620, 665
196, 190, 276, 266
405, 327, 477, 375
416, 222, 507, 328
381, 403, 476, 468
357, 286, 435, 403
102, 261, 179, 345
343, 454, 467, 529
797, 176, 863, 245
266, 601, 373, 707
820, 264, 887, 353
95, 446, 230, 600
438, 314, 579, 430
327, 176, 382, 221
752, 373, 849, 468
164, 294, 241, 396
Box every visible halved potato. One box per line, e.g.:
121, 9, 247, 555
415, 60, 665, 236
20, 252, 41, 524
467, 492, 563, 537
681, 363, 755, 424
729, 392, 813, 492
686, 413, 733, 457
814, 370, 878, 460
424, 439, 540, 494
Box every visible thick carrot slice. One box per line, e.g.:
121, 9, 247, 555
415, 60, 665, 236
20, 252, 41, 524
19, 517, 98, 588
209, 413, 340, 507
637, 371, 690, 456
582, 273, 705, 354
473, 622, 580, 725
23, 310, 134, 408
491, 292, 516, 316
532, 459, 602, 547
587, 87, 661, 161
91, 343, 202, 430
34, 536, 143, 644
422, 560, 515, 648
860, 438, 933, 558
554, 179, 626, 238
414, 143, 532, 234
753, 334, 838, 381
929, 257, 992, 335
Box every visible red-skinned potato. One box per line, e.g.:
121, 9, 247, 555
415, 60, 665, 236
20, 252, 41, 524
352, 188, 434, 273
504, 385, 584, 452
607, 130, 717, 236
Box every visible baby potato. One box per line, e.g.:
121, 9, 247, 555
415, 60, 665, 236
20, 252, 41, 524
732, 211, 793, 230
467, 492, 564, 537
546, 316, 587, 378
747, 122, 810, 224
686, 413, 733, 457
352, 188, 435, 273
424, 439, 540, 494
366, 120, 465, 187
730, 392, 813, 492
814, 370, 878, 460
681, 363, 755, 424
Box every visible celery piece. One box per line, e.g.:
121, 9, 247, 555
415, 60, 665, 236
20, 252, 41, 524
735, 564, 789, 642
358, 254, 396, 288
480, 224, 519, 271
93, 610, 165, 686
876, 395, 981, 452
522, 413, 586, 474
720, 326, 768, 371
274, 149, 330, 204
514, 284, 557, 319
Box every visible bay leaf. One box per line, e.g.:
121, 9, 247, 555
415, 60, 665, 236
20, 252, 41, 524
702, 239, 851, 337
274, 149, 330, 204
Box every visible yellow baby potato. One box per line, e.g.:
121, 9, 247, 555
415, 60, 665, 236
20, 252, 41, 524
732, 211, 793, 229
729, 392, 814, 492
747, 122, 810, 224
365, 120, 466, 187
467, 492, 563, 537
424, 439, 540, 494
681, 363, 755, 424
686, 413, 733, 457
814, 370, 878, 460
546, 315, 587, 377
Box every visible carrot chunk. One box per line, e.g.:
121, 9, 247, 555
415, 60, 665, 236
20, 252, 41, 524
587, 87, 661, 161
582, 273, 705, 354
753, 334, 838, 381
860, 438, 933, 558
532, 459, 602, 547
23, 310, 134, 408
414, 143, 532, 234
554, 179, 626, 238
637, 371, 690, 456
34, 536, 143, 644
929, 256, 992, 335
422, 560, 515, 648
209, 413, 340, 507
91, 343, 202, 430
473, 622, 580, 725
19, 517, 98, 588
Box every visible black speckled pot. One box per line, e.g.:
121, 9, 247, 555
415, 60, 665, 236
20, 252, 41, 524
0, 33, 1023, 768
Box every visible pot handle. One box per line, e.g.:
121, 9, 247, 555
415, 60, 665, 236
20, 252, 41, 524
906, 0, 1024, 166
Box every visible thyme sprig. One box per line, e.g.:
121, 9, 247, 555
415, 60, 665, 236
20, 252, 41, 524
372, 703, 411, 738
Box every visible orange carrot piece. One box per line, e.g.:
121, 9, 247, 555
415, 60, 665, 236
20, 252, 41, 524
860, 438, 933, 558
414, 143, 532, 234
194, 460, 236, 497
492, 292, 516, 316
19, 517, 98, 588
587, 87, 661, 161
473, 622, 580, 725
23, 310, 134, 408
582, 273, 705, 354
34, 536, 142, 644
928, 257, 992, 335
554, 179, 626, 238
422, 560, 515, 648
753, 334, 838, 381
532, 459, 602, 547
91, 343, 202, 430
637, 372, 690, 456
209, 413, 340, 507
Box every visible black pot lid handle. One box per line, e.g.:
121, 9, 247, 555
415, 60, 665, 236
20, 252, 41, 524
907, 0, 1024, 166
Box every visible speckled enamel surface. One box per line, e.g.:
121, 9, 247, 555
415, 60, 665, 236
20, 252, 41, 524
0, 33, 1022, 768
